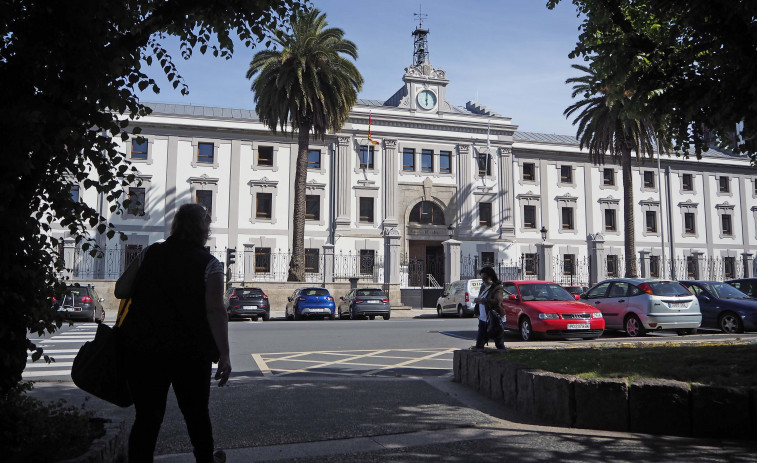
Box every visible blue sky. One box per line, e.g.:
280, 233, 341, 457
138, 0, 585, 135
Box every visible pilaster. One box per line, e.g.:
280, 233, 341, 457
457, 143, 472, 228
335, 136, 352, 230
383, 139, 399, 227
537, 242, 554, 282
588, 233, 606, 285
323, 244, 335, 284
498, 146, 515, 235
383, 228, 401, 285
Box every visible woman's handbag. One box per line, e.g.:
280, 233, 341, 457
486, 310, 505, 339
71, 321, 133, 407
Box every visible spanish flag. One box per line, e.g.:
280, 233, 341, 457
368, 112, 380, 146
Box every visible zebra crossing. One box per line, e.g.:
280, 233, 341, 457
24, 324, 98, 380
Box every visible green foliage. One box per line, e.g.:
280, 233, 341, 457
0, 0, 306, 393
548, 0, 757, 163
246, 8, 363, 281
0, 383, 105, 462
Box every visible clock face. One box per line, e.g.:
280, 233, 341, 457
417, 89, 437, 110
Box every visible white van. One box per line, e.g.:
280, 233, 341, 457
436, 279, 483, 317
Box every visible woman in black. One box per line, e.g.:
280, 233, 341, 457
115, 204, 231, 463
473, 266, 506, 349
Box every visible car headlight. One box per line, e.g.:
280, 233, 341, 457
592, 312, 603, 318
538, 313, 559, 319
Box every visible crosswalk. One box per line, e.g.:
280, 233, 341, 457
24, 324, 98, 379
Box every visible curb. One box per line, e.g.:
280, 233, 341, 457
60, 418, 127, 463
454, 349, 757, 440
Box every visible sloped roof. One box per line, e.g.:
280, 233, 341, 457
143, 102, 259, 121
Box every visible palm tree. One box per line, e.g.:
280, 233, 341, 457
565, 64, 670, 278
247, 8, 363, 281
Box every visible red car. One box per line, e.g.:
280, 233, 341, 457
501, 280, 605, 341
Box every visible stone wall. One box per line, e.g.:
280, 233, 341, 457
453, 349, 757, 440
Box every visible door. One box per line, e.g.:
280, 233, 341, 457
689, 284, 717, 327
501, 282, 519, 329
444, 282, 460, 314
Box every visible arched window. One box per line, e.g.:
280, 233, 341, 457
409, 201, 445, 225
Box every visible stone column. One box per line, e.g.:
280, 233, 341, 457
742, 252, 753, 278
588, 233, 606, 285
383, 228, 401, 285
62, 238, 76, 279
638, 250, 650, 278
242, 243, 255, 282
536, 242, 554, 282
457, 144, 473, 228
323, 244, 335, 284
693, 251, 705, 280
383, 139, 399, 227
443, 239, 462, 284
335, 136, 352, 231
498, 146, 515, 235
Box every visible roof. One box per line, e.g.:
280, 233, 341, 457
143, 102, 259, 121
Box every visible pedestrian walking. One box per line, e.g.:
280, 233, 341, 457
115, 203, 231, 463
473, 266, 506, 349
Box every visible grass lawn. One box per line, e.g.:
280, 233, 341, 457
498, 341, 757, 388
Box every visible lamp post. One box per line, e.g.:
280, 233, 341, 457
540, 226, 548, 243
447, 223, 455, 240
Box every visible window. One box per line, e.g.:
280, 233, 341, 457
523, 205, 536, 229
645, 210, 657, 233
561, 207, 574, 230
197, 142, 214, 164
258, 146, 274, 166
359, 145, 374, 169
684, 212, 695, 234
607, 255, 618, 277
524, 253, 537, 275
686, 256, 697, 279
482, 252, 494, 267
196, 190, 213, 217
604, 209, 617, 231
603, 168, 615, 186
70, 185, 80, 203
127, 187, 145, 215
479, 202, 492, 227
307, 150, 321, 169
305, 249, 320, 274
721, 213, 733, 235
131, 139, 148, 160
682, 173, 693, 191
522, 163, 535, 181
421, 149, 434, 172
643, 171, 655, 189
305, 195, 320, 221
719, 176, 730, 193
254, 248, 271, 273
402, 148, 415, 171
560, 165, 572, 183
124, 244, 143, 268
724, 257, 736, 279
563, 254, 575, 275
359, 250, 375, 275
439, 150, 451, 174
649, 255, 660, 278
409, 201, 445, 225
359, 197, 374, 223
256, 193, 272, 219
478, 153, 492, 176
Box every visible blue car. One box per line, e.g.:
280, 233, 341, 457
680, 280, 757, 333
285, 287, 336, 320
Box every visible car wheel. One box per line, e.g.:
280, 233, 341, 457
294, 311, 302, 321
369, 315, 375, 320
350, 310, 356, 320
624, 314, 646, 337
437, 306, 443, 318
383, 313, 390, 320
457, 305, 464, 318
262, 312, 270, 321
329, 312, 336, 320
252, 316, 258, 322
719, 312, 744, 334
519, 317, 534, 342
91, 311, 97, 323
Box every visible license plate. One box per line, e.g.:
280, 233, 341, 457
567, 323, 590, 330
366, 300, 380, 304
243, 305, 258, 311
669, 302, 688, 309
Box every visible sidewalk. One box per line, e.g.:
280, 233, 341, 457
29, 375, 757, 462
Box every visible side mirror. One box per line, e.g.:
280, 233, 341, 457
340, 296, 344, 300
98, 298, 105, 302
287, 296, 292, 302
580, 293, 588, 300
508, 294, 520, 302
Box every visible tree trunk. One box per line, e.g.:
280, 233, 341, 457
621, 148, 638, 277
288, 127, 311, 281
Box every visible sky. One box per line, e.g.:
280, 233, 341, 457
138, 0, 585, 135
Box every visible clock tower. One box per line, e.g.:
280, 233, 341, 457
383, 14, 452, 114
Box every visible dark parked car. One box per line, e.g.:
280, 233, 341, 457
285, 287, 336, 320
224, 287, 270, 321
680, 280, 757, 333
562, 285, 590, 300
54, 284, 105, 323
338, 288, 391, 320
726, 278, 757, 298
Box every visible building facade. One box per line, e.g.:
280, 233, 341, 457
58, 27, 757, 292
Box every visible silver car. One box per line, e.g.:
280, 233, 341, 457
581, 278, 701, 336
338, 288, 391, 320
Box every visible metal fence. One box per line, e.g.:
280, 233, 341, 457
552, 256, 591, 286
600, 255, 753, 281
460, 254, 539, 281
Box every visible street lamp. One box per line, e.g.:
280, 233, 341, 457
540, 226, 548, 243
447, 223, 455, 239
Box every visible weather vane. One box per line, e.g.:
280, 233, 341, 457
414, 5, 427, 29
